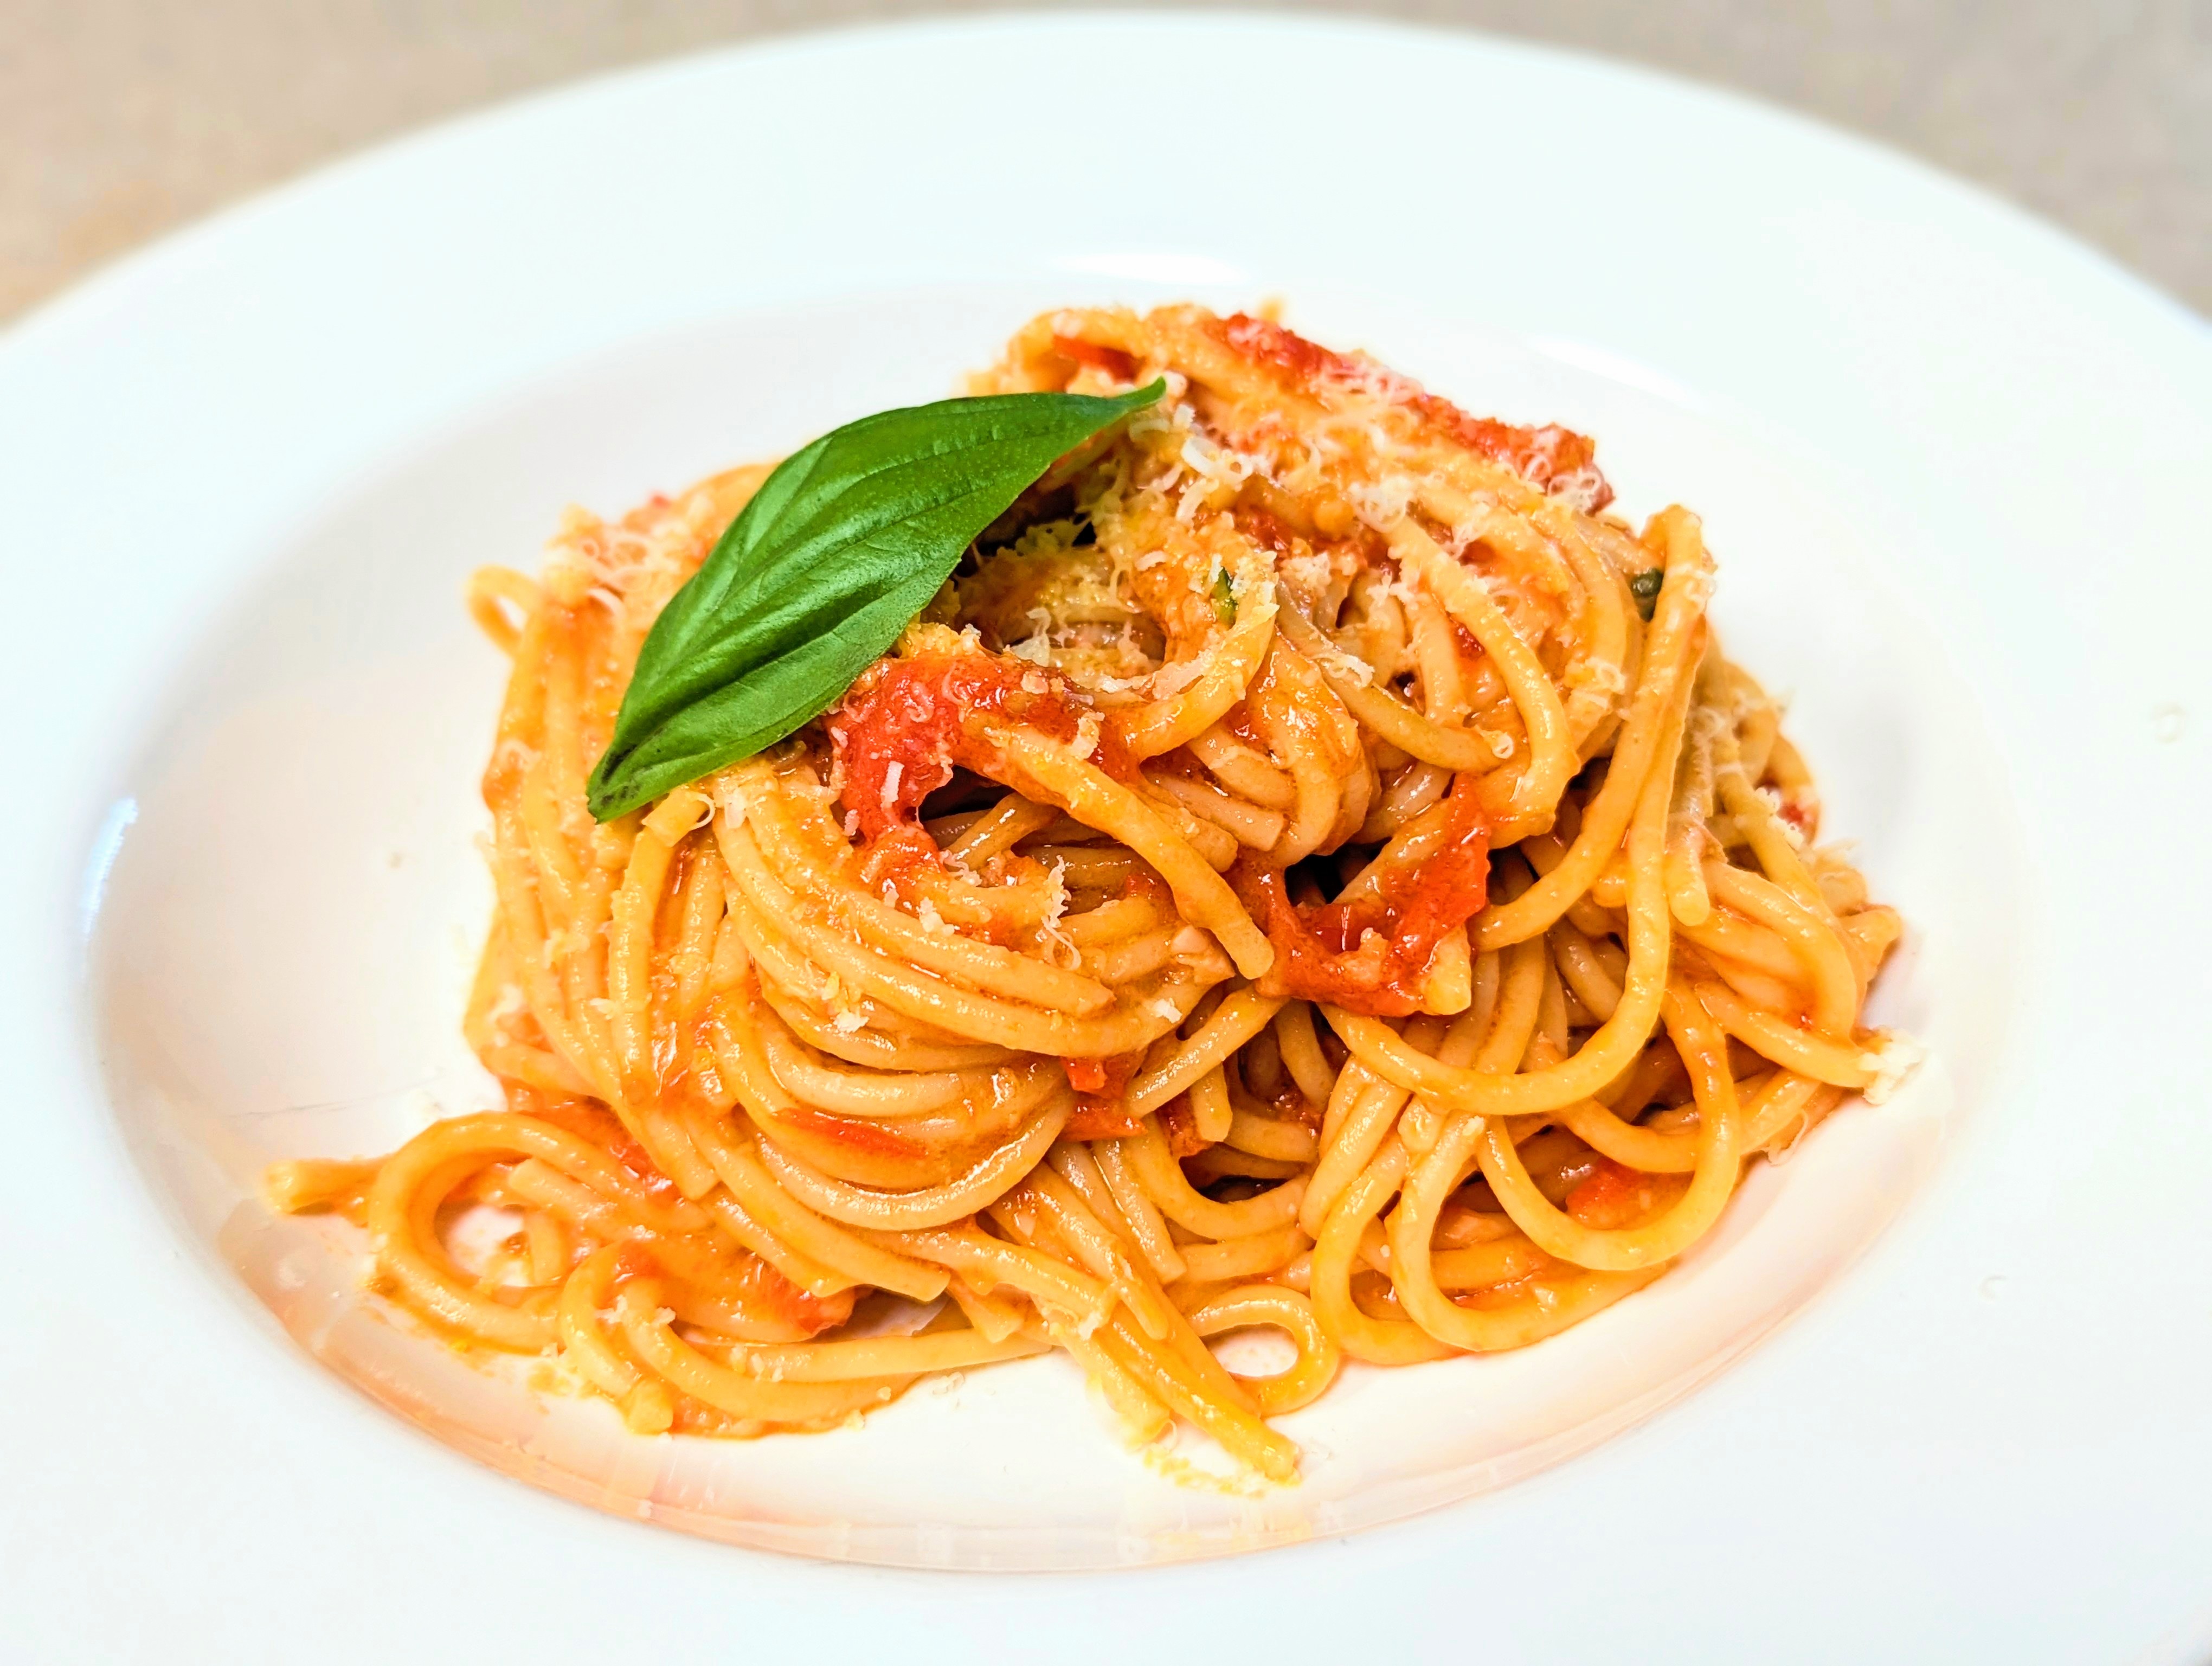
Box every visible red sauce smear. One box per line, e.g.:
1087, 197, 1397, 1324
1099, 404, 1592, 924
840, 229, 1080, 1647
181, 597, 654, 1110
1234, 504, 1313, 562
1156, 1092, 1208, 1157
770, 1105, 925, 1160
1264, 1081, 1323, 1130
1052, 335, 1140, 382
608, 1238, 854, 1337
1217, 700, 1268, 749
1565, 1157, 1679, 1230
509, 1085, 686, 1203
742, 1257, 857, 1336
827, 652, 1130, 847
1231, 786, 1492, 1017
609, 1242, 665, 1284
1063, 1049, 1147, 1140
1212, 313, 1612, 510
508, 1094, 852, 1338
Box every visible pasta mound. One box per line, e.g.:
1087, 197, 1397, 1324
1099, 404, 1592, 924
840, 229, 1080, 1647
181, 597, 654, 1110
267, 305, 1908, 1482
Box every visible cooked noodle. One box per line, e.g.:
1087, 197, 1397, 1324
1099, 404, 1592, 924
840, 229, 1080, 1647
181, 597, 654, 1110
268, 305, 1909, 1476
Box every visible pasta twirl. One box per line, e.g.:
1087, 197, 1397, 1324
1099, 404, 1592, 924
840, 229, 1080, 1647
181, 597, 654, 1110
268, 305, 1910, 1475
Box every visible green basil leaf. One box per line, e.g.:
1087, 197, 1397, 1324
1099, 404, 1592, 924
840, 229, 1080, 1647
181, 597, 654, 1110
586, 378, 1165, 820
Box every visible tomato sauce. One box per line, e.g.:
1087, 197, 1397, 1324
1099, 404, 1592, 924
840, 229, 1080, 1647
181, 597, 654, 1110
1063, 1049, 1148, 1140
739, 1255, 857, 1336
607, 1231, 854, 1337
1156, 1092, 1208, 1157
1565, 1157, 1680, 1229
1235, 505, 1300, 558
1261, 1081, 1323, 1130
1066, 1103, 1148, 1141
1218, 700, 1268, 749
827, 652, 1131, 847
609, 1242, 665, 1284
770, 1104, 926, 1160
1117, 868, 1174, 911
1233, 786, 1492, 1017
509, 1084, 686, 1203
1052, 335, 1141, 382
1211, 313, 1612, 510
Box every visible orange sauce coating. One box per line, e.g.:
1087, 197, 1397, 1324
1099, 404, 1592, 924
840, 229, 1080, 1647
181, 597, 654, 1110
1566, 1158, 1678, 1229
1051, 335, 1140, 382
1234, 787, 1492, 1017
1063, 1049, 1148, 1140
827, 653, 1129, 845
1211, 312, 1612, 509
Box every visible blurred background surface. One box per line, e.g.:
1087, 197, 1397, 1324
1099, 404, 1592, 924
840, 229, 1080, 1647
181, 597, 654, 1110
4, 0, 2207, 322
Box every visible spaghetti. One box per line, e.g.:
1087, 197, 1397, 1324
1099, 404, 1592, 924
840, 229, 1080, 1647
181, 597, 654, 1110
268, 305, 1911, 1478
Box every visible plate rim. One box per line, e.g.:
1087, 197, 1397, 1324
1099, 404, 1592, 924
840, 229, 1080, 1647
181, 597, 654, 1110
6, 11, 2208, 353
5, 11, 2209, 1662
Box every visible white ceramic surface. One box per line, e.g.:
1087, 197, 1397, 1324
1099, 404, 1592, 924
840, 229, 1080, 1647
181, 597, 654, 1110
5, 14, 2209, 1662
86, 281, 1995, 1566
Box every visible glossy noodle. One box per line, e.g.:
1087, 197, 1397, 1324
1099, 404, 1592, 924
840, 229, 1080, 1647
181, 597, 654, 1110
268, 305, 1912, 1477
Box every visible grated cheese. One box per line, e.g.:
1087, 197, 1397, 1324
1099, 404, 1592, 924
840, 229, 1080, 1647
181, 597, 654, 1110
1548, 467, 1607, 514
1279, 550, 1333, 594
541, 926, 589, 967
1178, 432, 1262, 491
1313, 640, 1375, 688
1347, 476, 1413, 529
1152, 656, 1207, 699
1036, 860, 1079, 969
1860, 1032, 1928, 1106
1006, 605, 1055, 664
1757, 787, 1807, 849
879, 761, 903, 809
490, 738, 538, 773
1569, 656, 1629, 701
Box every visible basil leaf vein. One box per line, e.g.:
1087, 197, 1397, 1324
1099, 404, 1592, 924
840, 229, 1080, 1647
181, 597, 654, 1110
1212, 567, 1237, 624
584, 379, 1164, 820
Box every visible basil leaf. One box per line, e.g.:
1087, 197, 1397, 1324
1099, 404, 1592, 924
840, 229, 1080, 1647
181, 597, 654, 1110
1212, 567, 1237, 625
586, 379, 1165, 820
1629, 567, 1663, 621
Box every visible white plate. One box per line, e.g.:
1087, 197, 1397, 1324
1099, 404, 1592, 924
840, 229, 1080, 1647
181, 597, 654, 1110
7, 14, 2209, 1662
85, 279, 1996, 1567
